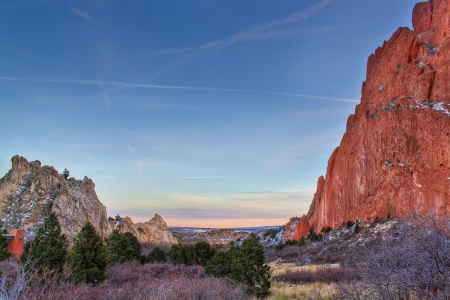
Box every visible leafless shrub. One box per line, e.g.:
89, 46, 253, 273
0, 259, 28, 300
0, 258, 75, 300
273, 267, 356, 284
266, 241, 347, 265
140, 242, 172, 255
337, 210, 450, 300
0, 260, 247, 300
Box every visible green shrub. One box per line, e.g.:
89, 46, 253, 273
0, 232, 11, 262
309, 233, 323, 242
321, 226, 332, 233
284, 237, 306, 247
148, 247, 166, 263
168, 242, 215, 266
346, 221, 354, 228
263, 228, 279, 239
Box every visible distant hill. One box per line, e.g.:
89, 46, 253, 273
171, 225, 284, 247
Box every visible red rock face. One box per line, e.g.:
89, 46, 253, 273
286, 0, 450, 239
283, 216, 310, 241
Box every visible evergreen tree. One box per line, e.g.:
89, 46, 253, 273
194, 241, 215, 266
167, 244, 182, 261
66, 222, 107, 283
20, 212, 68, 273
205, 251, 232, 277
122, 232, 141, 260
63, 168, 70, 180
175, 245, 188, 265
105, 230, 141, 264
0, 232, 11, 261
230, 233, 271, 298
174, 245, 197, 265
147, 247, 166, 263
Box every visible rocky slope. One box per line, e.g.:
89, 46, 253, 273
286, 0, 450, 239
109, 214, 177, 245
171, 228, 250, 245
0, 155, 177, 245
171, 226, 284, 247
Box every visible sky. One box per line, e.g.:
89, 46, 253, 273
0, 0, 419, 228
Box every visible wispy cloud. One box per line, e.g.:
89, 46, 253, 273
140, 103, 180, 110
152, 0, 333, 56
97, 76, 112, 108
263, 131, 342, 168
70, 7, 92, 21
116, 189, 314, 226
149, 0, 334, 76
0, 76, 358, 103
149, 47, 191, 56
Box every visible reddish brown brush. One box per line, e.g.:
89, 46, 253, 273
0, 260, 248, 300
272, 267, 356, 284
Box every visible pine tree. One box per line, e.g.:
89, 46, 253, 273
63, 168, 70, 180
194, 241, 215, 266
147, 247, 166, 263
205, 251, 232, 277
122, 232, 141, 261
20, 212, 68, 273
230, 233, 271, 298
168, 244, 182, 261
66, 222, 107, 283
105, 230, 141, 264
175, 245, 188, 265
0, 232, 11, 261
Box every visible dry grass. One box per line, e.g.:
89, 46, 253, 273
267, 281, 337, 300
268, 262, 340, 276
265, 262, 344, 300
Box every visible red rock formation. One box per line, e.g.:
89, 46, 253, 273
286, 0, 450, 239
284, 216, 310, 240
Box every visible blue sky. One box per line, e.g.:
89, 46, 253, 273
0, 0, 418, 227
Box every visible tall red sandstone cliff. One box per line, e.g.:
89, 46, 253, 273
286, 0, 450, 240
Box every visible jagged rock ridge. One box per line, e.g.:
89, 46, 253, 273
286, 0, 450, 240
0, 155, 177, 245
109, 214, 178, 245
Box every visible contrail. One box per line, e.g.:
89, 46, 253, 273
0, 76, 359, 103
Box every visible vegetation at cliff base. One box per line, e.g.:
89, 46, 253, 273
105, 230, 141, 264
168, 234, 271, 297
66, 222, 107, 283
20, 212, 68, 274
147, 247, 166, 263
0, 233, 11, 262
